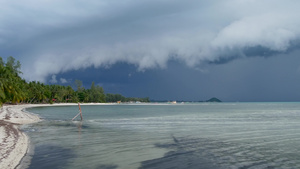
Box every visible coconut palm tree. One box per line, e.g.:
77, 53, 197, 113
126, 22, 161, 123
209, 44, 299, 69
0, 61, 25, 105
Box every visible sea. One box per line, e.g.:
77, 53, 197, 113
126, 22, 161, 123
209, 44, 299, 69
21, 102, 300, 169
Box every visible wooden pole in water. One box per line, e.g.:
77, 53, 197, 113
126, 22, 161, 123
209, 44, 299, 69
72, 103, 83, 121
78, 103, 83, 121
72, 112, 80, 121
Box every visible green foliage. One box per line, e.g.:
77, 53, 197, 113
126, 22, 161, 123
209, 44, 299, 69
25, 81, 47, 103
0, 57, 4, 66
73, 81, 106, 103
106, 93, 125, 102
125, 97, 150, 102
77, 92, 85, 102
5, 56, 21, 74
106, 93, 149, 103
0, 56, 26, 105
75, 79, 84, 92
87, 82, 105, 102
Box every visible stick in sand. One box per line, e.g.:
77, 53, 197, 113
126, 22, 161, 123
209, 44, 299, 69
72, 103, 83, 121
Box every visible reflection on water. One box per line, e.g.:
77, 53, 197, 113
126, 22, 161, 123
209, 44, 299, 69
76, 121, 82, 143
24, 103, 300, 169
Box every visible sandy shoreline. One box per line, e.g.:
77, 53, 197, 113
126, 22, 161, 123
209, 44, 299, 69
0, 103, 119, 169
0, 102, 144, 169
0, 104, 43, 169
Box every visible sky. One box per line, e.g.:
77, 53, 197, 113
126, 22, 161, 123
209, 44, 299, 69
2, 0, 300, 102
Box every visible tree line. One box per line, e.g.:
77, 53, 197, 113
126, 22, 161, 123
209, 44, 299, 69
0, 56, 149, 106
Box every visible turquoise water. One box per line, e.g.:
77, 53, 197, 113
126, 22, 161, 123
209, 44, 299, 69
23, 103, 300, 169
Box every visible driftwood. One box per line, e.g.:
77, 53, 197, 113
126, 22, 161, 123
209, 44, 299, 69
72, 103, 83, 121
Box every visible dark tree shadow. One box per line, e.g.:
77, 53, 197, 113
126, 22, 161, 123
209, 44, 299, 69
139, 136, 221, 169
27, 145, 76, 169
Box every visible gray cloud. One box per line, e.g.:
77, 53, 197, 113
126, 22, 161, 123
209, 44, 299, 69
60, 78, 68, 84
1, 0, 300, 82
50, 75, 58, 84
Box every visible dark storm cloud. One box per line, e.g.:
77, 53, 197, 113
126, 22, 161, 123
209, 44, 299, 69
1, 0, 300, 86
53, 49, 300, 102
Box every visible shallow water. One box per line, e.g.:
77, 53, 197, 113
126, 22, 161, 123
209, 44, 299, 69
23, 103, 300, 169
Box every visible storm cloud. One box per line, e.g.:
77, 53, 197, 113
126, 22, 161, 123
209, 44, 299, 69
2, 0, 300, 82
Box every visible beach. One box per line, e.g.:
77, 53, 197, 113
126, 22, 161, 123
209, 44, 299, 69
0, 104, 80, 169
0, 104, 42, 169
0, 103, 116, 169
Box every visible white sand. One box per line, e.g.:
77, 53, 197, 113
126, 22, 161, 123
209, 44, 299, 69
0, 104, 43, 169
0, 103, 115, 169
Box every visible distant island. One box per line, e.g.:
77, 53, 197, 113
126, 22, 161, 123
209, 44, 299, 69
206, 97, 222, 102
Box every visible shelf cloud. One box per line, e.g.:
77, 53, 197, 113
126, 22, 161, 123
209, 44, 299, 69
1, 0, 300, 82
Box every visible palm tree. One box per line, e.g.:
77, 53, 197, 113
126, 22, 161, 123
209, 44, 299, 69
66, 86, 74, 102
0, 66, 7, 105
0, 63, 25, 105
